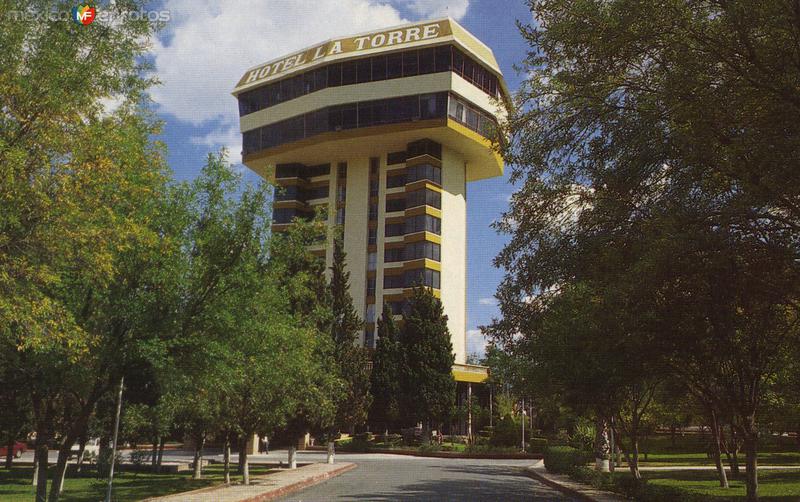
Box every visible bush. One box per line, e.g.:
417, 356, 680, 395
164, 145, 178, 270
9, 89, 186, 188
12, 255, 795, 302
543, 445, 590, 474
490, 414, 520, 447
570, 466, 615, 490
528, 437, 548, 453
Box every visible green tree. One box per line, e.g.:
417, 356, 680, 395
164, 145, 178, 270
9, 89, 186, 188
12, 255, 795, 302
369, 304, 403, 434
329, 237, 372, 433
494, 2, 800, 499
400, 286, 456, 440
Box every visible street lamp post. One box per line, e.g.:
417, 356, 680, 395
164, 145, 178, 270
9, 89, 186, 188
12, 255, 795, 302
521, 398, 526, 452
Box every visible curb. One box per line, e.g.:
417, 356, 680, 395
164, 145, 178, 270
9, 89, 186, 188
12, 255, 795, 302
523, 464, 626, 502
141, 462, 357, 502
240, 462, 357, 502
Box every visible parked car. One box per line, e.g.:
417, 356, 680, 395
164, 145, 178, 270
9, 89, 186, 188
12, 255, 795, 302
70, 438, 100, 455
0, 441, 27, 458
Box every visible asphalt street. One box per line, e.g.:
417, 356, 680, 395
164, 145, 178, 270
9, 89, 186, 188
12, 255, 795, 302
17, 449, 576, 501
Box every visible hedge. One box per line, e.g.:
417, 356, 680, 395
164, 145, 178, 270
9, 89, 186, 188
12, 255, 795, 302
543, 445, 590, 474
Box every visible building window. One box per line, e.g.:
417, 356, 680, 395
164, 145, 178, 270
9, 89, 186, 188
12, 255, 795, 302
387, 151, 407, 165
406, 163, 441, 185
369, 202, 378, 220
383, 274, 404, 289
368, 227, 377, 246
238, 45, 501, 118
404, 214, 441, 235
386, 198, 405, 213
405, 188, 441, 209
336, 207, 346, 225
385, 222, 404, 237
365, 303, 376, 323
368, 252, 377, 271
404, 268, 440, 289
384, 247, 404, 263
386, 172, 406, 188
405, 241, 441, 261
366, 278, 376, 297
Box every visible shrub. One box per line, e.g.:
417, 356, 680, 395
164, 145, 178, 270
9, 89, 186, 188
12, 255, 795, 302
543, 445, 590, 474
490, 414, 520, 447
528, 437, 548, 453
570, 466, 615, 490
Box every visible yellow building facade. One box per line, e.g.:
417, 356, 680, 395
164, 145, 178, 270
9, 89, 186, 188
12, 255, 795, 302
233, 18, 507, 365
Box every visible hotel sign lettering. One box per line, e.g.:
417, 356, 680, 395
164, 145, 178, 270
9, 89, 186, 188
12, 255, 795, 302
236, 20, 453, 89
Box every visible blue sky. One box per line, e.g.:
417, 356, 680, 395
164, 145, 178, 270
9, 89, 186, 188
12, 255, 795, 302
148, 0, 534, 357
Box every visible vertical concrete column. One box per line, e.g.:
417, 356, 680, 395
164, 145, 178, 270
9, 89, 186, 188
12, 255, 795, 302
343, 157, 369, 345
439, 145, 467, 363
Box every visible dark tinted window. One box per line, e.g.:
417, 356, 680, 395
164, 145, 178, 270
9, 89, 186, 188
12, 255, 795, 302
402, 50, 418, 76
386, 198, 405, 212
385, 222, 404, 236
341, 60, 358, 85
357, 58, 372, 83
419, 48, 435, 74
435, 45, 451, 72
328, 63, 342, 86
387, 52, 403, 79
372, 55, 387, 81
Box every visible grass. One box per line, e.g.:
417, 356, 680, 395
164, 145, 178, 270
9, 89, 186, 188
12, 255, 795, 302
643, 469, 800, 501
0, 464, 277, 502
629, 451, 800, 467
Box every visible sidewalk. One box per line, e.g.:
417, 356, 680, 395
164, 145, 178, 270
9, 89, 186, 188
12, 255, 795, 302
143, 462, 356, 502
524, 460, 626, 502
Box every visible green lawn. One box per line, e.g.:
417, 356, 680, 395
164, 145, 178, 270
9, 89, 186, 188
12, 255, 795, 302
644, 469, 800, 501
0, 464, 276, 502
630, 451, 800, 467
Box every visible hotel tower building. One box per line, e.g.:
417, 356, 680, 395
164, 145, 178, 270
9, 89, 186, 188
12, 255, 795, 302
233, 18, 507, 365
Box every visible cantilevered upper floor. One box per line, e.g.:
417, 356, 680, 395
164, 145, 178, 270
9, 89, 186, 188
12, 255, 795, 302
232, 18, 508, 183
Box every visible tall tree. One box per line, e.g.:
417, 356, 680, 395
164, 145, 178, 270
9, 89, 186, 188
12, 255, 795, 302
494, 2, 800, 499
329, 237, 372, 432
369, 304, 403, 434
400, 286, 456, 440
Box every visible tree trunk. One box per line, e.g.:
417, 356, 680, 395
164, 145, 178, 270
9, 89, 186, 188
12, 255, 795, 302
151, 437, 159, 470
728, 424, 740, 477
223, 436, 231, 484
744, 430, 759, 502
710, 410, 729, 488
241, 444, 250, 485
622, 435, 641, 481
192, 436, 204, 480
5, 437, 14, 469
34, 430, 49, 502
237, 436, 246, 473
156, 437, 165, 473
288, 446, 297, 469
48, 447, 72, 501
75, 433, 87, 473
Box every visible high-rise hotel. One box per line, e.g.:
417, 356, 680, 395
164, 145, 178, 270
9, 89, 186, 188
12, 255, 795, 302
233, 18, 507, 365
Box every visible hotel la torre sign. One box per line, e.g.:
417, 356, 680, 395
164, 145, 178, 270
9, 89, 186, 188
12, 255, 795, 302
236, 20, 454, 89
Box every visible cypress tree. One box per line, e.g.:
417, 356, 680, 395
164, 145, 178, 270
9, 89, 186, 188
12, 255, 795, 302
400, 286, 456, 441
369, 304, 403, 435
329, 237, 372, 432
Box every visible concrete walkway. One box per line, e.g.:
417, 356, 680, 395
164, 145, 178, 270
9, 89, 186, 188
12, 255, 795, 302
144, 462, 356, 502
524, 460, 627, 502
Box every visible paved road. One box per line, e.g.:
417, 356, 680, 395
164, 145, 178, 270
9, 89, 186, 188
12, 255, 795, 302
268, 453, 576, 501
18, 449, 575, 501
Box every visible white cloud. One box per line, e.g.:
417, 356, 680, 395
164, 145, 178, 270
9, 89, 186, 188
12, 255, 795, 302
466, 328, 488, 358
150, 0, 409, 154
478, 297, 496, 306
403, 0, 469, 20
190, 124, 243, 164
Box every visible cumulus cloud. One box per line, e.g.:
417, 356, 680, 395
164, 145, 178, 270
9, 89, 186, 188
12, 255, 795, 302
149, 0, 409, 158
403, 0, 469, 20
466, 328, 488, 358
478, 297, 496, 306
